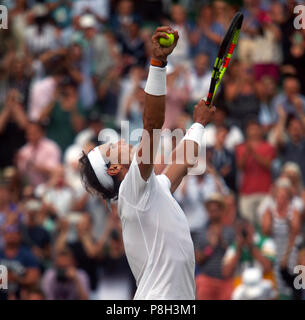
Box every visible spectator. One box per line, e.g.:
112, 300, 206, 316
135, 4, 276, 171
77, 13, 113, 108
91, 67, 122, 123
207, 125, 236, 191
194, 194, 235, 300
54, 213, 99, 292
110, 0, 140, 38
0, 183, 23, 250
236, 120, 276, 224
168, 4, 191, 66
17, 122, 61, 187
256, 75, 278, 132
72, 0, 110, 22
273, 114, 305, 183
258, 163, 305, 232
273, 77, 305, 119
261, 177, 302, 299
21, 200, 51, 268
0, 89, 28, 168
0, 55, 32, 108
25, 4, 60, 56
0, 224, 40, 300
164, 65, 190, 129
224, 63, 261, 130
40, 81, 86, 153
122, 85, 145, 145
93, 205, 136, 300
119, 20, 147, 74
41, 248, 90, 300
222, 220, 276, 290
175, 170, 229, 235
188, 53, 212, 105
40, 166, 76, 219
190, 4, 225, 67
205, 108, 244, 152
232, 267, 276, 300
28, 65, 65, 121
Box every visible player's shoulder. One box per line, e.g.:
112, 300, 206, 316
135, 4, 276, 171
118, 155, 155, 207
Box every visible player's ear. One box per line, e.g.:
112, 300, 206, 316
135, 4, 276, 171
107, 164, 123, 176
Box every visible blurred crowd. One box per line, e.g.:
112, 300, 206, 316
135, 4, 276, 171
0, 0, 305, 300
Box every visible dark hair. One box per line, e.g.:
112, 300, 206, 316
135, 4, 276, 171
286, 115, 301, 129
79, 152, 121, 200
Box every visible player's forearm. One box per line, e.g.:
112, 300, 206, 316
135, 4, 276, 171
143, 93, 165, 131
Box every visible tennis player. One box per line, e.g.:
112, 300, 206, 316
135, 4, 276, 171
79, 26, 215, 300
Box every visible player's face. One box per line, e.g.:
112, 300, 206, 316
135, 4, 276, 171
98, 140, 134, 166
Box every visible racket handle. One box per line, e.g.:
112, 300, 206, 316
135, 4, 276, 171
204, 97, 212, 107
205, 93, 213, 107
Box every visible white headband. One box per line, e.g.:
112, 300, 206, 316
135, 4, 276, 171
87, 147, 114, 190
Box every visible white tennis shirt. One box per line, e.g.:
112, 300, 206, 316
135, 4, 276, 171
118, 156, 196, 300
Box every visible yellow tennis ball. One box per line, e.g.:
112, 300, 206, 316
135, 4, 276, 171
159, 33, 175, 47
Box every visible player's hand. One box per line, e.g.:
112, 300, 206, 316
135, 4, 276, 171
193, 99, 216, 126
151, 26, 179, 63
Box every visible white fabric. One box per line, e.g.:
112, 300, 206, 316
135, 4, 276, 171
88, 147, 114, 189
144, 65, 166, 96
174, 174, 229, 232
118, 156, 195, 300
182, 122, 205, 149
257, 195, 304, 220
204, 123, 244, 151
189, 70, 212, 102
232, 279, 276, 300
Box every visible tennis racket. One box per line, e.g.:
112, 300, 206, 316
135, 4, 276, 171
205, 12, 243, 107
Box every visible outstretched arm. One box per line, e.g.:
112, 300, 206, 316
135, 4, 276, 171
137, 26, 179, 181
163, 99, 215, 193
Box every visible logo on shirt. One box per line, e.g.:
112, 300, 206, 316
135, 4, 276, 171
0, 5, 8, 29
0, 265, 8, 290
294, 5, 305, 30
293, 265, 305, 289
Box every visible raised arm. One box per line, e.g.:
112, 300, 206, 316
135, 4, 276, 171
137, 27, 179, 181
163, 99, 215, 193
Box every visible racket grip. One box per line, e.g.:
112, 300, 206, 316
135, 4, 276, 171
205, 94, 213, 107
204, 96, 212, 107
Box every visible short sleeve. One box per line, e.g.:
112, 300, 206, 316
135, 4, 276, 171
119, 154, 153, 205
156, 174, 171, 191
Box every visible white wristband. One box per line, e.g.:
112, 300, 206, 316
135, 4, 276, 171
144, 65, 166, 96
182, 123, 205, 148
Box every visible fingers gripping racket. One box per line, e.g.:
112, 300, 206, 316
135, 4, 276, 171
205, 12, 243, 107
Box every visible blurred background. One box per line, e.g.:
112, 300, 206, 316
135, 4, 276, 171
0, 0, 305, 300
